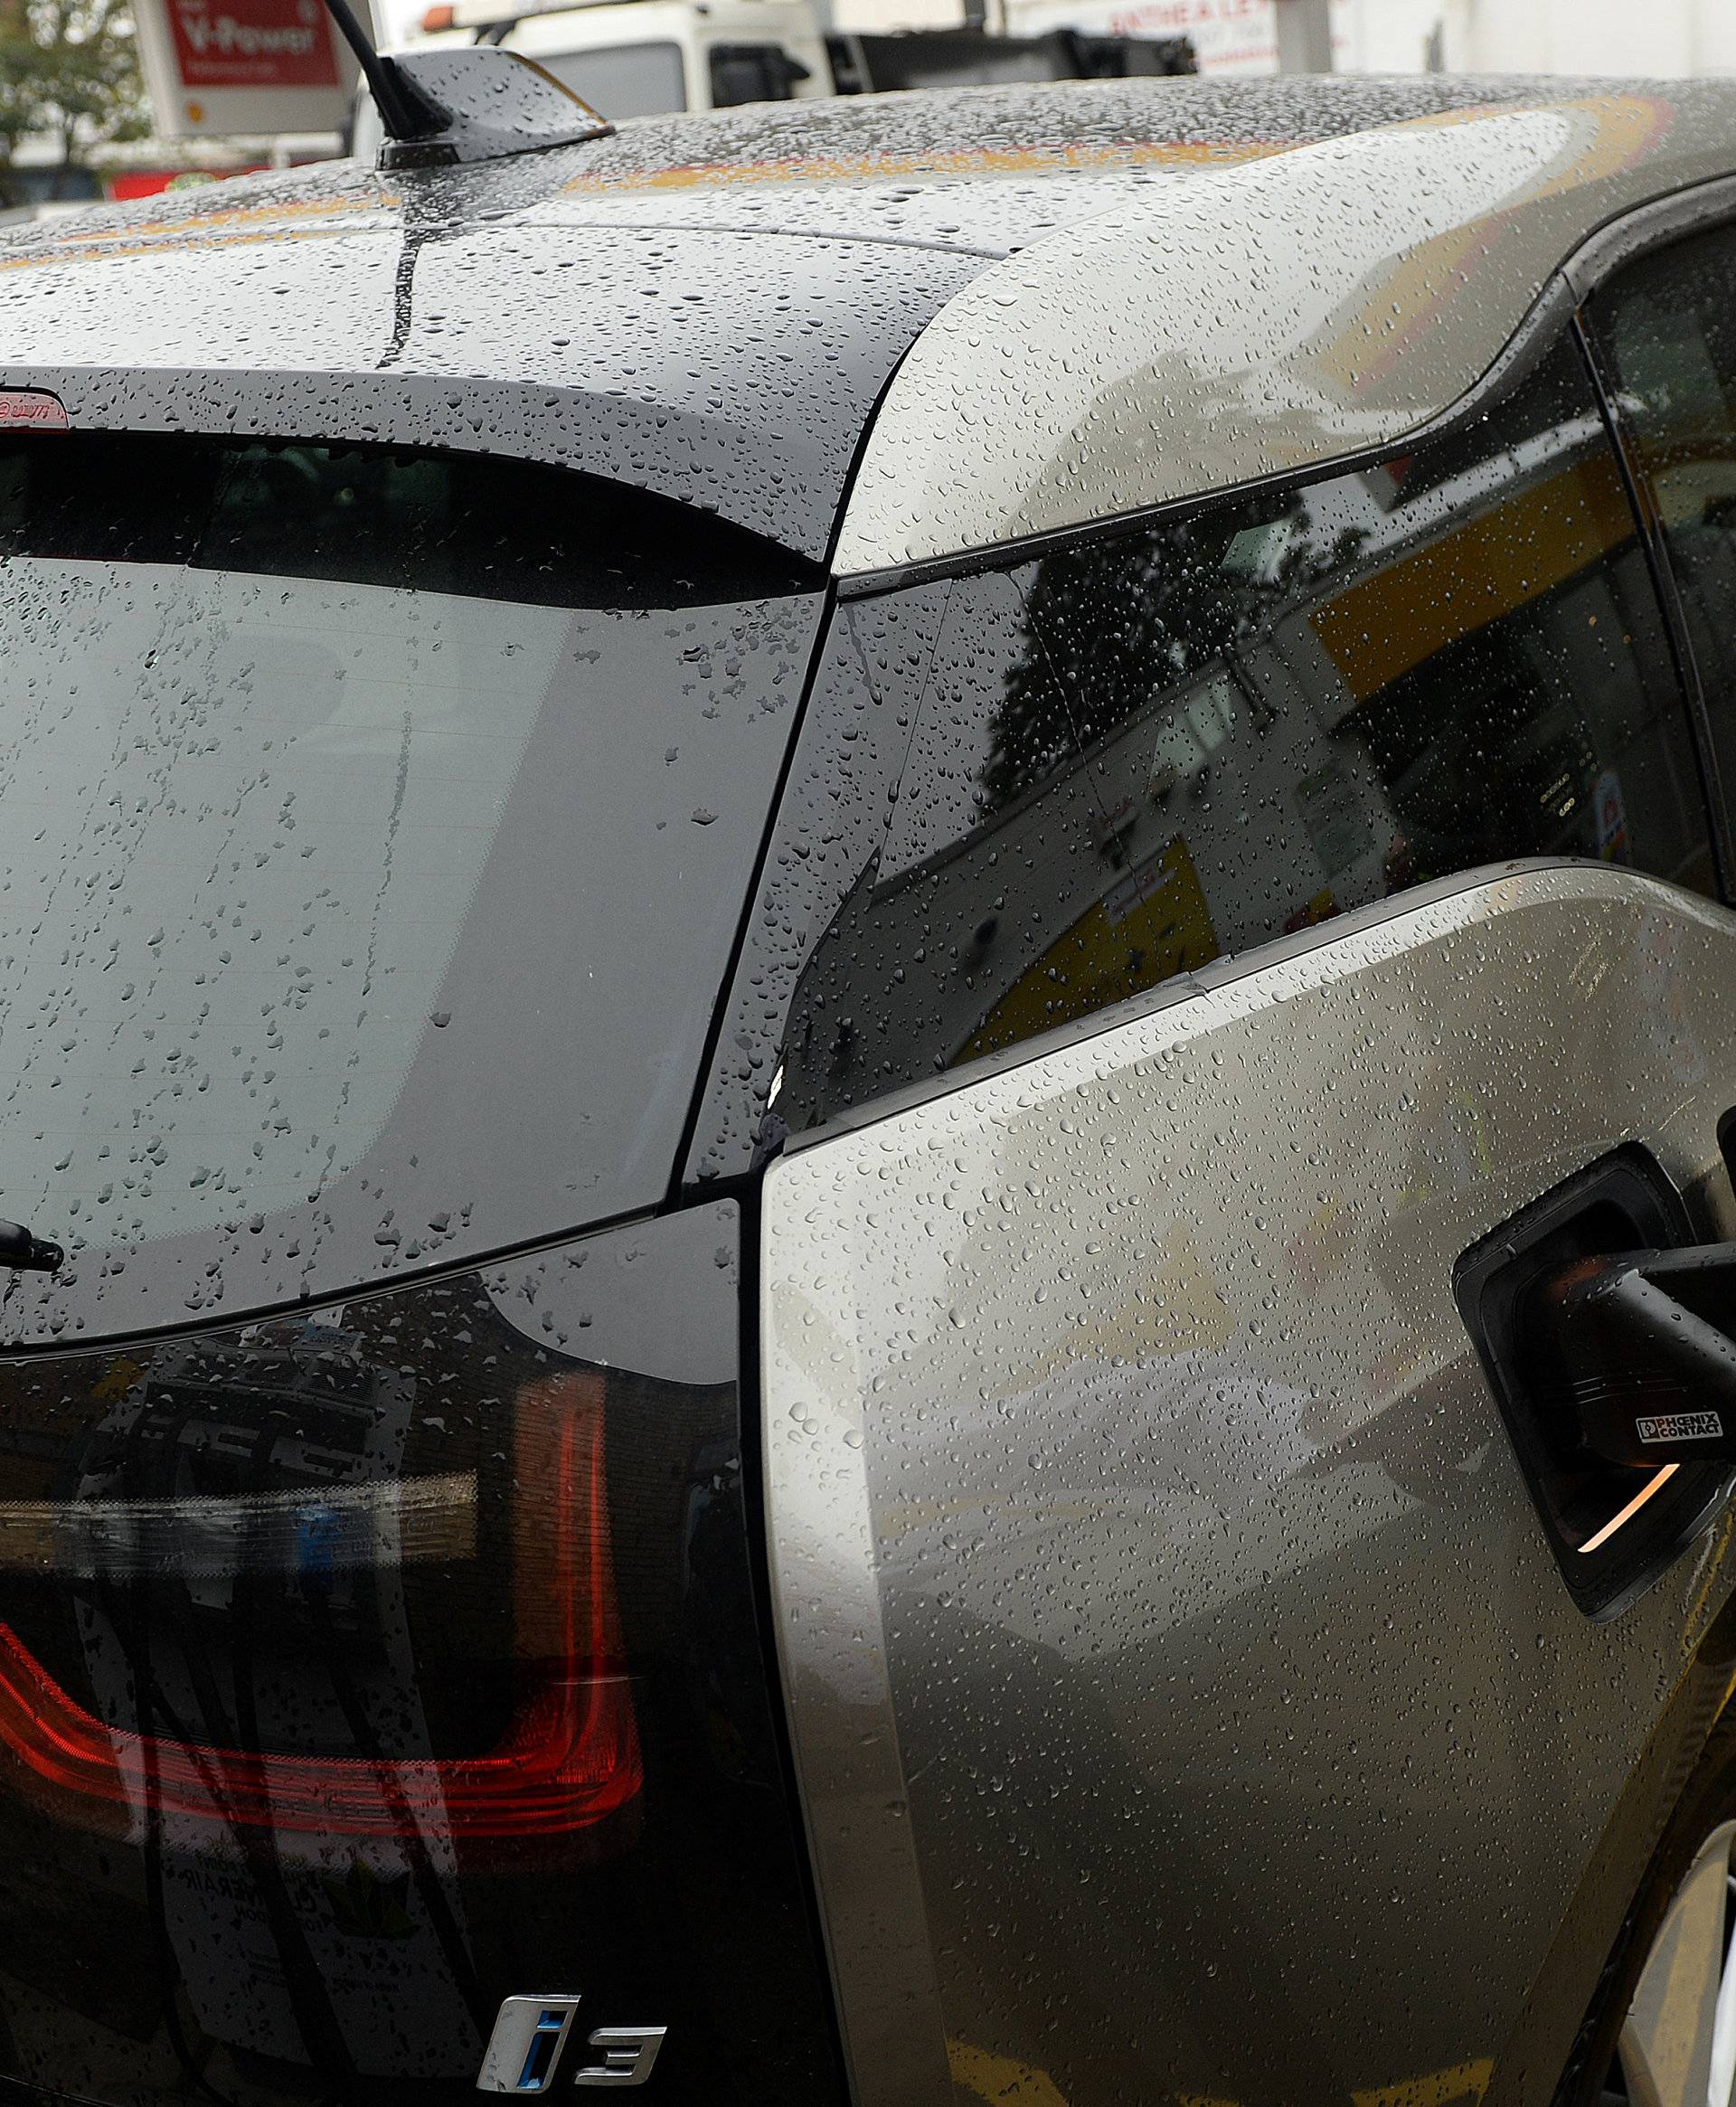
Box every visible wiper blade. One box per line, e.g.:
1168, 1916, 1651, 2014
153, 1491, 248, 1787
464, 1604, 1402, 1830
0, 1221, 63, 1272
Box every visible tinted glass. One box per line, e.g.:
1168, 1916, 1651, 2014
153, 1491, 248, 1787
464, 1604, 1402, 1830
1588, 221, 1736, 810
535, 40, 688, 117
0, 435, 822, 1346
708, 44, 802, 104
772, 335, 1707, 1133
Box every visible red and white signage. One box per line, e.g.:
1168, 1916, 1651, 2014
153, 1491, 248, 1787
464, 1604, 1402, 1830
133, 0, 358, 137
1005, 0, 1278, 71
169, 0, 340, 89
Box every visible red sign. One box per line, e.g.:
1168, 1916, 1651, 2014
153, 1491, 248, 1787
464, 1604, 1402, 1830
166, 0, 340, 90
108, 166, 266, 198
108, 168, 180, 197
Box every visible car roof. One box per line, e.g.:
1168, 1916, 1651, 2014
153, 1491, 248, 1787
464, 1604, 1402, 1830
836, 80, 1736, 572
1, 75, 1732, 566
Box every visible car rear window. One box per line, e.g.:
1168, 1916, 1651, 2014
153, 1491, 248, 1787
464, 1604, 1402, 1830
0, 435, 824, 1343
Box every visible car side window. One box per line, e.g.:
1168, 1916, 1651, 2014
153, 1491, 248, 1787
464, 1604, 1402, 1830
1587, 221, 1736, 811
776, 331, 1712, 1135
708, 43, 807, 104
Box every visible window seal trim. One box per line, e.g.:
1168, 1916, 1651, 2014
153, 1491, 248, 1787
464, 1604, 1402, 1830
1571, 304, 1736, 902
778, 859, 1717, 1160
1562, 171, 1736, 305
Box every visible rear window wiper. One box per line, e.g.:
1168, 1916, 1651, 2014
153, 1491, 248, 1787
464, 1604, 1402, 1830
0, 1221, 62, 1272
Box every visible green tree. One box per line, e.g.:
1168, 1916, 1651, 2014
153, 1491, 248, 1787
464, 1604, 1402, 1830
0, 0, 147, 205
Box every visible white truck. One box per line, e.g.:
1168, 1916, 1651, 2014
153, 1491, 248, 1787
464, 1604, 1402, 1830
374, 0, 1194, 125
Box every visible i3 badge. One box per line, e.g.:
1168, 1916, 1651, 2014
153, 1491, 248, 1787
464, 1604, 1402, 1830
477, 1997, 666, 2092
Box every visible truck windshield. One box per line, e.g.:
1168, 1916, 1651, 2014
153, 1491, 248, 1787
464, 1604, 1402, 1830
533, 40, 688, 117
0, 432, 822, 1341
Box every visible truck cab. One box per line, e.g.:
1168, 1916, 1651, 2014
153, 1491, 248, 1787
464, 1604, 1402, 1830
410, 0, 829, 117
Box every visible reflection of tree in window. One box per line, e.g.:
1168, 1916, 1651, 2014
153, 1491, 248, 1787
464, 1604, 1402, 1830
976, 498, 1374, 827
978, 517, 1271, 820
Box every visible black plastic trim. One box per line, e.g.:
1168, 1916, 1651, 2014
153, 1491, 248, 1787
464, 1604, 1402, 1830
728, 1172, 856, 2104
1456, 1142, 1736, 1620
1574, 304, 1736, 900
775, 858, 1675, 1161
667, 577, 840, 1208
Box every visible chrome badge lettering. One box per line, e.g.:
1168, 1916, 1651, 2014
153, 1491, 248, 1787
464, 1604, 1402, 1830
477, 1997, 582, 2093
571, 2027, 667, 2087
478, 1999, 666, 2092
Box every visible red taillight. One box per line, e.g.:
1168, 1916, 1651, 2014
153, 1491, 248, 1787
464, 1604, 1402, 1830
0, 392, 66, 430
0, 1631, 637, 1838
0, 1374, 639, 1842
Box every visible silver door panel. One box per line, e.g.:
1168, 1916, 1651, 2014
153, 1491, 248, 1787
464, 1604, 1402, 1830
761, 862, 1736, 2107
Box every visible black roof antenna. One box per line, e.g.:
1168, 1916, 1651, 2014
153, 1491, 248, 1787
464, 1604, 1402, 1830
323, 0, 614, 169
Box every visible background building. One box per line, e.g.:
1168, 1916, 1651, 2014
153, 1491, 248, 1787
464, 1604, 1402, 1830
35, 0, 1736, 217
815, 0, 1736, 71
1334, 0, 1736, 74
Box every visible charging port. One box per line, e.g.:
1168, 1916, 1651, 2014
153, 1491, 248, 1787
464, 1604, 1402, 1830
1457, 1143, 1735, 1618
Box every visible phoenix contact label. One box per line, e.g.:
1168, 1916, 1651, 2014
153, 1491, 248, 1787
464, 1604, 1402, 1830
1636, 1411, 1724, 1444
